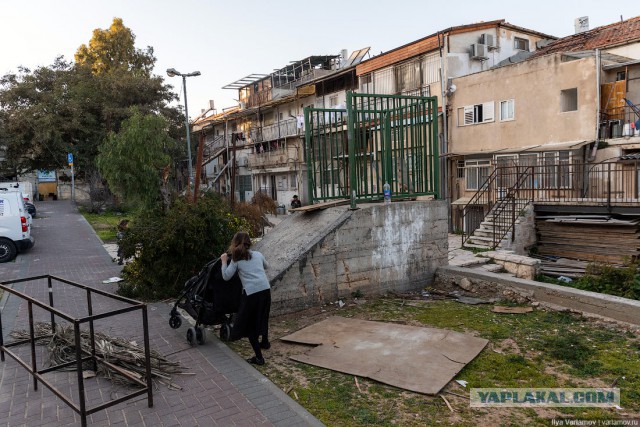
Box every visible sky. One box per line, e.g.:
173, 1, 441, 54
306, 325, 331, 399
2, 0, 639, 119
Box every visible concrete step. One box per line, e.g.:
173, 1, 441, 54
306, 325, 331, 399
462, 242, 493, 249
477, 263, 505, 273
468, 235, 498, 243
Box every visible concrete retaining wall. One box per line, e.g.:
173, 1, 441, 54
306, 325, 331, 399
435, 266, 640, 326
256, 200, 448, 315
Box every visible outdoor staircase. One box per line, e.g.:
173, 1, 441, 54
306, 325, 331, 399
462, 166, 534, 250
465, 198, 530, 249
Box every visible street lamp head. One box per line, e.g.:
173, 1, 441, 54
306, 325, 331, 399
185, 71, 201, 77
166, 68, 180, 77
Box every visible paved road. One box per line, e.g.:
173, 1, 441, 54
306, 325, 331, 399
0, 200, 323, 426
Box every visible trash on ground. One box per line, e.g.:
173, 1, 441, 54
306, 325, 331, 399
102, 277, 123, 283
455, 296, 490, 305
281, 316, 488, 395
491, 306, 534, 314
10, 322, 185, 388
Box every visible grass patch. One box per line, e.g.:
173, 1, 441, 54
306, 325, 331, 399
79, 208, 130, 242
239, 296, 640, 426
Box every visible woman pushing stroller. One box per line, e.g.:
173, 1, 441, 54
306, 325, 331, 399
220, 232, 271, 365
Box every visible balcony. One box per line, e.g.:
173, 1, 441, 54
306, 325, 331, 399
248, 146, 300, 170
250, 118, 300, 143
600, 100, 640, 139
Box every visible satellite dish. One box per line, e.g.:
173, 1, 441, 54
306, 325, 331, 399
449, 84, 457, 93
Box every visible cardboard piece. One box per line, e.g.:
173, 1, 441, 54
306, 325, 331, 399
281, 316, 488, 395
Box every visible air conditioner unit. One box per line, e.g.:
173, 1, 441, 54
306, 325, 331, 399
480, 34, 494, 48
470, 43, 489, 60
237, 156, 248, 167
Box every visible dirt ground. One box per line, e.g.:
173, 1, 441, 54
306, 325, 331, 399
222, 292, 640, 426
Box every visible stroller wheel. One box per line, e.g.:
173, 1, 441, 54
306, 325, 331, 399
169, 315, 182, 329
186, 327, 196, 345
196, 327, 206, 345
220, 323, 232, 342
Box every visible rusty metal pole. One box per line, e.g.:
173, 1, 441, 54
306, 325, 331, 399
231, 136, 236, 205
194, 133, 205, 203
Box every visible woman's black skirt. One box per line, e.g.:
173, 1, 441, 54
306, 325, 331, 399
229, 288, 271, 341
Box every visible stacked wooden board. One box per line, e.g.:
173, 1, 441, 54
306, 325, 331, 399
534, 256, 591, 278
535, 215, 640, 267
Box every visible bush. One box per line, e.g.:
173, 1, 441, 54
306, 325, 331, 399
572, 261, 640, 300
117, 192, 250, 300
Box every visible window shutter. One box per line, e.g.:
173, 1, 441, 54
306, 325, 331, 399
482, 101, 495, 122
464, 105, 474, 125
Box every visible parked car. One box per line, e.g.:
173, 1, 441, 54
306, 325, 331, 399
0, 189, 35, 262
24, 201, 36, 217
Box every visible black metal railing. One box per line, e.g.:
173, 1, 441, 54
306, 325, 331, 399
462, 161, 640, 248
0, 275, 153, 427
484, 167, 534, 248
461, 166, 534, 248
600, 100, 640, 139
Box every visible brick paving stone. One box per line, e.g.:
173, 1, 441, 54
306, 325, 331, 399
0, 201, 323, 426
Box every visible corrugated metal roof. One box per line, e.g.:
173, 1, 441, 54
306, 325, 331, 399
530, 15, 640, 59
448, 140, 592, 156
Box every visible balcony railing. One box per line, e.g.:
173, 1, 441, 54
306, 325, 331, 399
475, 162, 640, 206
249, 118, 299, 143
600, 101, 640, 139
248, 146, 300, 169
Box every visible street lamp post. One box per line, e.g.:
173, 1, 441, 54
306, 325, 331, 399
167, 68, 201, 193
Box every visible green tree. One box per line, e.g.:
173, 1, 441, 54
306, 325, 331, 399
0, 18, 181, 187
117, 193, 251, 300
75, 18, 155, 76
0, 59, 102, 174
97, 108, 176, 210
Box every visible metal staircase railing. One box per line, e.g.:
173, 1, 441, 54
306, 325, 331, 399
483, 167, 534, 249
462, 166, 534, 249
461, 168, 500, 247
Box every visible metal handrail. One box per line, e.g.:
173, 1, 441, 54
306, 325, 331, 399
461, 166, 533, 249
485, 166, 534, 248
461, 168, 499, 246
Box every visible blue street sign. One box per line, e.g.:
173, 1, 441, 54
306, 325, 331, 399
68, 153, 73, 165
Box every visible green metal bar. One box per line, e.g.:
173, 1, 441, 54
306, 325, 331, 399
347, 92, 357, 208
432, 97, 440, 198
304, 107, 313, 203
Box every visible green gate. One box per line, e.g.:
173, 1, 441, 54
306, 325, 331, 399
304, 92, 439, 204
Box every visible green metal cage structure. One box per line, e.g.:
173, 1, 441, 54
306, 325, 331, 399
304, 92, 439, 204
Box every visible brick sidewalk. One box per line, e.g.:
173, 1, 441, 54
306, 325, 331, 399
0, 200, 323, 426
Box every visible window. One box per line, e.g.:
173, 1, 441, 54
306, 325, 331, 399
359, 73, 373, 93
457, 160, 465, 178
561, 88, 578, 112
459, 102, 495, 125
500, 99, 515, 121
465, 160, 491, 190
329, 95, 338, 107
616, 71, 626, 81
514, 37, 529, 51
290, 173, 297, 189
541, 151, 571, 188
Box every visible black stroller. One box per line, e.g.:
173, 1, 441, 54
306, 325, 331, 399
169, 257, 243, 345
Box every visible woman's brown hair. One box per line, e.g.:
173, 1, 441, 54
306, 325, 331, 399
228, 231, 252, 262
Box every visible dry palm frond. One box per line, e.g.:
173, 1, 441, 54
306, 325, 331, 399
10, 322, 185, 389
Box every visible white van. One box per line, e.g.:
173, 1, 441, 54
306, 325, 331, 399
0, 181, 34, 202
0, 189, 35, 262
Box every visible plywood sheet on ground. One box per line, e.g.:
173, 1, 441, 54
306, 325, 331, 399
280, 316, 488, 395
